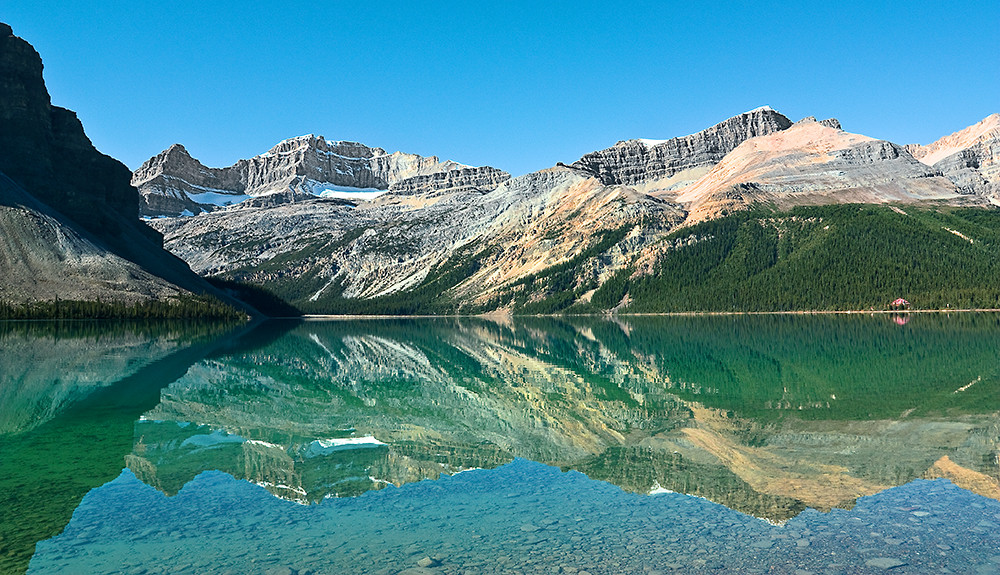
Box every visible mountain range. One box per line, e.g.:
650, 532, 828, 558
2, 21, 999, 316
141, 106, 1000, 314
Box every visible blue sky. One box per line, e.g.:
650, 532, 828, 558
6, 1, 998, 176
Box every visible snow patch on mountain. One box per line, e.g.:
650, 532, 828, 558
307, 181, 388, 201
187, 190, 252, 207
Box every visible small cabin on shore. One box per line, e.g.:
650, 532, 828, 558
890, 298, 910, 309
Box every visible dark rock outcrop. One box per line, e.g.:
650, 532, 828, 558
0, 23, 234, 306
0, 23, 149, 241
572, 107, 793, 186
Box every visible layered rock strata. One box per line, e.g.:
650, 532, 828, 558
907, 114, 1000, 201
148, 108, 1000, 313
0, 23, 148, 241
133, 136, 510, 216
571, 106, 794, 191
150, 165, 681, 305
674, 117, 969, 222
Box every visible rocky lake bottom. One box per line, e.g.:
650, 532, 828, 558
28, 460, 1000, 575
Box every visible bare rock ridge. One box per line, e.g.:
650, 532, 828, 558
134, 135, 511, 216
0, 23, 229, 306
149, 162, 681, 307
571, 106, 794, 189
674, 116, 967, 222
388, 165, 511, 195
906, 114, 1000, 201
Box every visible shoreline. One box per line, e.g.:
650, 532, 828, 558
5, 309, 998, 323
298, 309, 1000, 320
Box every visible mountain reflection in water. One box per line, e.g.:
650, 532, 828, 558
0, 320, 275, 575
4, 314, 1000, 575
130, 315, 1000, 521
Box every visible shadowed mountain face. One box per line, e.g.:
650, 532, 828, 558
0, 24, 139, 239
0, 23, 235, 306
125, 316, 1000, 521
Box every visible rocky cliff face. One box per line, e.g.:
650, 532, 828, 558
133, 135, 511, 216
388, 165, 511, 195
907, 114, 1000, 202
674, 117, 971, 222
930, 139, 1000, 200
0, 23, 146, 240
571, 106, 794, 191
150, 165, 682, 309
0, 23, 232, 306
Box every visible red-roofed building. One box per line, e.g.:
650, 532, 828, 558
890, 298, 910, 309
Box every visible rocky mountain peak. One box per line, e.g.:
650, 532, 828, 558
262, 135, 388, 161
906, 113, 1000, 200
794, 116, 842, 130
165, 142, 192, 156
132, 142, 219, 189
674, 119, 963, 222
135, 133, 509, 216
908, 113, 1000, 166
571, 107, 793, 188
135, 142, 192, 169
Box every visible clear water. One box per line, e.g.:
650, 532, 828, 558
2, 315, 999, 574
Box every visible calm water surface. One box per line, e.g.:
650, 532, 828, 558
2, 315, 999, 574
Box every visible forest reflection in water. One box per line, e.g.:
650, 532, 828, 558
131, 313, 1000, 518
3, 314, 1000, 574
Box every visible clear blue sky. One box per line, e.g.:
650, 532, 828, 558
6, 1, 999, 176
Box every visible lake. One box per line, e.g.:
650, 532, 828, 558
2, 315, 999, 574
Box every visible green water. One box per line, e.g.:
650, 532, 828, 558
2, 315, 999, 574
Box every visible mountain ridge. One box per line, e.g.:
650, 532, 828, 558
7, 16, 1000, 317
134, 134, 511, 217
672, 116, 970, 222
571, 106, 795, 192
906, 114, 1000, 200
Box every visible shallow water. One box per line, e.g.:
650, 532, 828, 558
2, 315, 999, 574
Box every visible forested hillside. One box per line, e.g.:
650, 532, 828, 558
264, 204, 1000, 315
590, 205, 1000, 313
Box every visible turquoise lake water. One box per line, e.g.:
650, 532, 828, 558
1, 315, 999, 574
